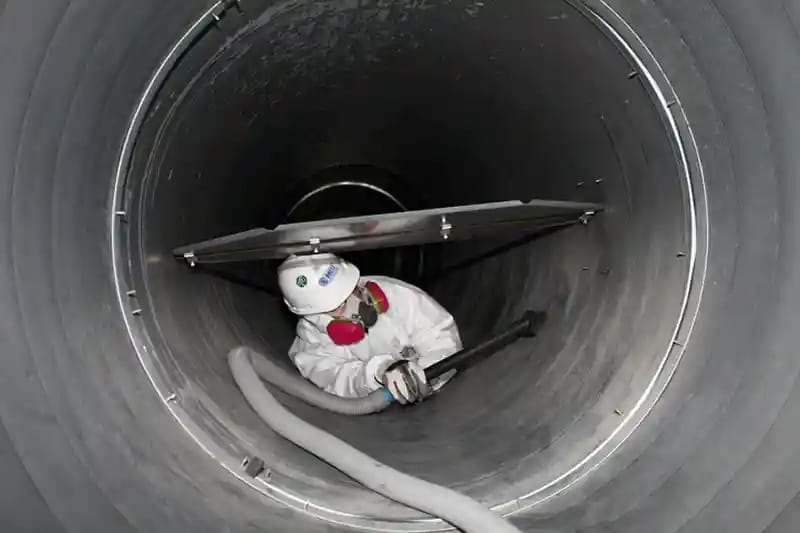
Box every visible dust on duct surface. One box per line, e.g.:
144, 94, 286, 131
121, 0, 691, 523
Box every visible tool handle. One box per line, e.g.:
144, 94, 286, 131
424, 310, 545, 381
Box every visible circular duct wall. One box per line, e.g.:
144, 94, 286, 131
118, 0, 698, 526
2, 1, 800, 533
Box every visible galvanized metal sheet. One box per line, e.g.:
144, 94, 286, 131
172, 199, 602, 263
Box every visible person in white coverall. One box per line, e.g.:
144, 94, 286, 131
278, 253, 462, 404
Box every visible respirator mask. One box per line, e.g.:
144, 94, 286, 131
326, 281, 389, 345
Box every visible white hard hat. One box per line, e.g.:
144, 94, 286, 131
278, 253, 361, 315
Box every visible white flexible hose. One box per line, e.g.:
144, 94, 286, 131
228, 348, 522, 533
232, 346, 390, 415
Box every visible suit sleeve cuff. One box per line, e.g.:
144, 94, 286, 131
365, 354, 398, 386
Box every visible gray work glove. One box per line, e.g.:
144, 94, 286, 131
381, 359, 431, 404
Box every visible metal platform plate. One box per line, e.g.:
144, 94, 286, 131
172, 199, 602, 264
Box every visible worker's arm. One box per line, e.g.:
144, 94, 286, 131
289, 321, 395, 398
404, 285, 463, 367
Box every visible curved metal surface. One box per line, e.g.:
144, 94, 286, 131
112, 0, 700, 528
2, 1, 800, 533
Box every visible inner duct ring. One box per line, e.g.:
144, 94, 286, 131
283, 174, 426, 282
108, 0, 709, 530
285, 180, 408, 218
